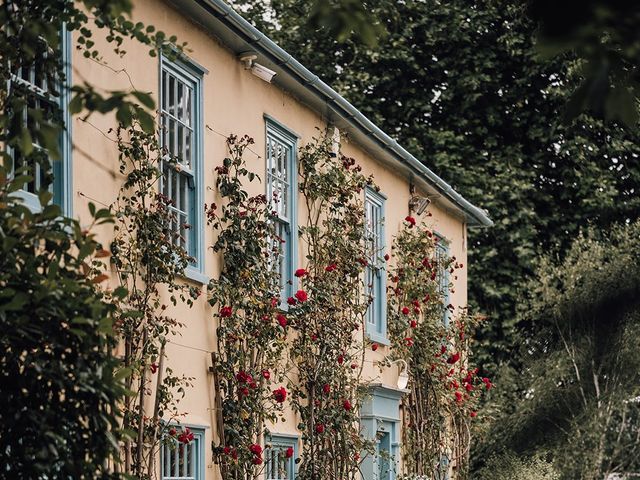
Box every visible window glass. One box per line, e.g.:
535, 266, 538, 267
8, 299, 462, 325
160, 59, 201, 264
266, 122, 297, 301
435, 235, 451, 326
8, 31, 69, 212
265, 436, 296, 480
161, 429, 203, 480
365, 188, 386, 338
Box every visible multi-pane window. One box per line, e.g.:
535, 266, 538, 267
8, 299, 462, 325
8, 30, 70, 212
160, 58, 202, 268
265, 436, 297, 480
435, 235, 451, 326
161, 429, 203, 480
365, 188, 386, 340
266, 121, 297, 301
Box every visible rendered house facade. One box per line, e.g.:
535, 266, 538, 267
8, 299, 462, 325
22, 0, 491, 478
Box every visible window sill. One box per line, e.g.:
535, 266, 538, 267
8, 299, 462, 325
367, 331, 390, 346
183, 266, 209, 285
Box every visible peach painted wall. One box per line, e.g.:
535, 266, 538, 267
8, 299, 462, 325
70, 0, 469, 477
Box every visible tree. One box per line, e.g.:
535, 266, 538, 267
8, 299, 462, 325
474, 220, 640, 480
0, 1, 187, 477
0, 177, 123, 478
529, 0, 640, 126
231, 0, 640, 374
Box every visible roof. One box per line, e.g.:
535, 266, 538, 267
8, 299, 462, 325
171, 0, 493, 227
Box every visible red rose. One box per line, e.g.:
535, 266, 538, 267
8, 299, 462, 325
401, 307, 410, 315
150, 362, 158, 374
325, 264, 337, 272
423, 294, 430, 303
285, 446, 294, 458
220, 306, 233, 318
454, 391, 463, 403
240, 387, 249, 396
277, 314, 287, 327
355, 453, 360, 461
371, 343, 379, 351
351, 363, 358, 369
295, 268, 308, 277
231, 449, 238, 460
337, 355, 344, 365
262, 370, 271, 380
357, 258, 368, 266
465, 383, 474, 392
315, 423, 325, 434
273, 387, 287, 403
287, 297, 297, 305
236, 371, 251, 383
410, 320, 417, 328
252, 456, 263, 465
223, 446, 231, 455
447, 353, 460, 364
405, 216, 416, 227
270, 297, 279, 308
440, 345, 447, 354
322, 383, 331, 394
413, 307, 420, 314
343, 399, 352, 411
482, 378, 492, 390
470, 411, 477, 418
249, 380, 257, 389
249, 444, 262, 456
384, 253, 390, 261
405, 337, 414, 347
294, 290, 308, 302
169, 428, 177, 437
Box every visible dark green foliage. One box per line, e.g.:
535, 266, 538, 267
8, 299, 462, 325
475, 221, 640, 479
230, 0, 640, 375
0, 175, 124, 479
529, 0, 640, 126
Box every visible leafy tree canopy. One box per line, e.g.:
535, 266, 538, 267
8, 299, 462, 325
474, 220, 640, 479
231, 0, 640, 373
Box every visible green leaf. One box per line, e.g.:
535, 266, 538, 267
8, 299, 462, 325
69, 94, 84, 115
114, 367, 133, 381
137, 109, 155, 133
131, 90, 156, 109
18, 128, 34, 156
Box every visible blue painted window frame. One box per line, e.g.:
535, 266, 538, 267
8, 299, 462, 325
435, 233, 451, 326
8, 26, 72, 215
265, 117, 298, 304
159, 54, 206, 283
365, 187, 387, 344
160, 427, 205, 480
265, 434, 298, 479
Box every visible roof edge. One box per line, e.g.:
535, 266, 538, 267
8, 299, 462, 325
193, 0, 493, 227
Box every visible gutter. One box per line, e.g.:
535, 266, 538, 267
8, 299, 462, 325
196, 0, 493, 227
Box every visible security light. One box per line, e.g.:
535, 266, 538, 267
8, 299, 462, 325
238, 51, 277, 83
409, 195, 431, 216
251, 63, 277, 83
391, 359, 410, 390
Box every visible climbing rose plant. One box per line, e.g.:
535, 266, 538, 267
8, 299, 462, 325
207, 135, 287, 478
285, 132, 376, 480
387, 222, 489, 480
110, 120, 198, 478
